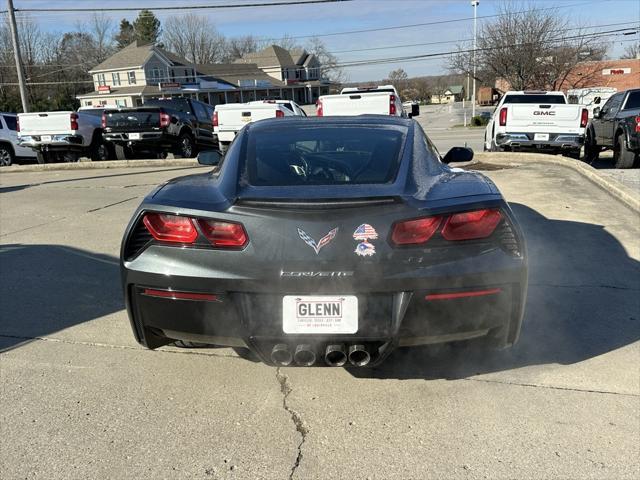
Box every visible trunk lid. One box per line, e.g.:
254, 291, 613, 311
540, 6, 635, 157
104, 108, 161, 133
17, 112, 73, 136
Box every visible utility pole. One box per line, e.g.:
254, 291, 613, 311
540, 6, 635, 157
471, 0, 479, 119
7, 0, 29, 112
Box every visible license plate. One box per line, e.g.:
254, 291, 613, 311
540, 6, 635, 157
40, 135, 51, 142
534, 133, 549, 141
282, 295, 358, 334
129, 133, 141, 140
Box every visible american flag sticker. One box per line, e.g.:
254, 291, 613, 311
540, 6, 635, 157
353, 224, 378, 241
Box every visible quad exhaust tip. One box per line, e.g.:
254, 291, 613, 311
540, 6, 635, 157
293, 344, 316, 366
325, 344, 347, 367
348, 344, 371, 367
271, 343, 293, 366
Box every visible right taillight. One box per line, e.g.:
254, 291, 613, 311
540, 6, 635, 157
391, 209, 503, 246
389, 94, 396, 116
441, 209, 502, 241
635, 116, 640, 133
159, 112, 171, 128
142, 213, 198, 244
213, 111, 218, 127
316, 99, 323, 116
275, 110, 285, 118
16, 116, 20, 132
580, 108, 588, 128
101, 113, 107, 129
197, 219, 248, 248
499, 107, 507, 126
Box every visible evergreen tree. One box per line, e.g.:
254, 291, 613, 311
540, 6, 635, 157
114, 19, 135, 49
133, 10, 161, 44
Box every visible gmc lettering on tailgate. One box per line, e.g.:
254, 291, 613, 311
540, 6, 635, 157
533, 111, 556, 116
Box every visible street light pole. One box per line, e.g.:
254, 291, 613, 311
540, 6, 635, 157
471, 0, 479, 119
7, 0, 29, 113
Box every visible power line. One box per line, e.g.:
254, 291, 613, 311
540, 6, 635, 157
1, 0, 353, 14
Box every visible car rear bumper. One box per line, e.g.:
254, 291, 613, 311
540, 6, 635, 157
496, 132, 584, 151
18, 135, 86, 151
122, 253, 527, 367
103, 132, 174, 150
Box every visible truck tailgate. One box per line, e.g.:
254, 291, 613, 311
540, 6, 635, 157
322, 93, 391, 116
18, 112, 73, 136
217, 106, 281, 132
507, 105, 582, 132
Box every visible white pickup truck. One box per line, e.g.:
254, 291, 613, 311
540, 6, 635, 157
214, 100, 304, 152
484, 91, 588, 159
317, 85, 407, 117
17, 107, 112, 163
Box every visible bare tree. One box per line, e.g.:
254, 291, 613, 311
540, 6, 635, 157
449, 1, 608, 91
162, 14, 227, 64
305, 37, 346, 83
387, 68, 409, 92
621, 42, 639, 59
225, 35, 259, 62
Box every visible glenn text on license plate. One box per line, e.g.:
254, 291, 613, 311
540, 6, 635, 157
282, 295, 358, 334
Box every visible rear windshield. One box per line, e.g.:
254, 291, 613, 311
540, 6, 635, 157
244, 126, 405, 186
623, 91, 640, 110
2, 115, 17, 130
104, 111, 159, 127
502, 94, 566, 104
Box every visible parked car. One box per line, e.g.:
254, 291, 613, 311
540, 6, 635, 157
484, 91, 588, 159
102, 98, 217, 159
0, 112, 36, 166
317, 84, 407, 117
17, 107, 111, 163
120, 116, 527, 366
214, 101, 303, 152
584, 88, 640, 169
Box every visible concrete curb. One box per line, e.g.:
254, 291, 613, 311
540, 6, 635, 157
469, 152, 640, 213
1, 158, 200, 173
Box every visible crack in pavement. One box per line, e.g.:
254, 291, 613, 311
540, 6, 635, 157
464, 377, 639, 397
276, 368, 308, 480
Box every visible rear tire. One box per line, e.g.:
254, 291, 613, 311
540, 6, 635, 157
583, 129, 599, 163
563, 148, 581, 160
36, 151, 49, 164
490, 140, 500, 152
0, 145, 14, 166
91, 139, 111, 161
614, 133, 635, 169
177, 132, 196, 158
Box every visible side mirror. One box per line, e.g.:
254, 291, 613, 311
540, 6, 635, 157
442, 146, 474, 164
197, 150, 222, 166
407, 112, 413, 119
592, 107, 601, 118
593, 97, 601, 105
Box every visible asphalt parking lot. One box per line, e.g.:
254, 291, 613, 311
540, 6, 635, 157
1, 159, 638, 479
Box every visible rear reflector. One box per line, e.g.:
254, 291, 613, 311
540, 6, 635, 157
391, 217, 442, 245
143, 288, 219, 302
580, 108, 588, 128
197, 219, 248, 248
499, 107, 507, 126
441, 209, 502, 241
425, 288, 502, 301
142, 213, 198, 243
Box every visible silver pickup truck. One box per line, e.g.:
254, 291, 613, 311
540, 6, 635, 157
17, 107, 112, 163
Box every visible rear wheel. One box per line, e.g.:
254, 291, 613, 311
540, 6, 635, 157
0, 145, 14, 166
583, 129, 599, 163
177, 133, 196, 158
36, 151, 50, 164
614, 132, 635, 169
62, 152, 79, 163
563, 148, 581, 160
91, 139, 111, 161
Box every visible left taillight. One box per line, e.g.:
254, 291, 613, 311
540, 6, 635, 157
391, 208, 503, 246
101, 112, 107, 129
159, 112, 171, 128
142, 213, 198, 243
213, 111, 218, 127
275, 109, 285, 118
635, 116, 640, 133
197, 219, 248, 248
389, 94, 396, 115
70, 113, 79, 131
580, 108, 588, 128
16, 116, 20, 132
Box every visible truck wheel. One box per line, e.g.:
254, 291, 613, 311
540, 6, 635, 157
490, 140, 500, 152
563, 149, 581, 160
177, 133, 196, 158
583, 130, 599, 163
62, 152, 79, 163
0, 145, 14, 166
36, 151, 48, 164
614, 133, 635, 169
91, 140, 111, 161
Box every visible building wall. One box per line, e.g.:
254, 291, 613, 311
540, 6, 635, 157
92, 68, 145, 90
80, 95, 137, 108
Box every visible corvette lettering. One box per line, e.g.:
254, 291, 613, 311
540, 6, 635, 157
281, 271, 354, 277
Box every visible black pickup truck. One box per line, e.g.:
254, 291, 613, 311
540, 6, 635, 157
584, 88, 640, 168
102, 98, 217, 159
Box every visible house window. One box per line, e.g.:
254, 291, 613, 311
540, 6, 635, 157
135, 98, 143, 107
97, 73, 106, 87
85, 101, 93, 106
112, 72, 121, 87
116, 99, 127, 107
128, 71, 136, 85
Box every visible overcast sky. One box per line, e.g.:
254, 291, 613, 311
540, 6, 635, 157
11, 0, 640, 81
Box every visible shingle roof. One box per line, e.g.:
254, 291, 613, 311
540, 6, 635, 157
236, 45, 295, 68
196, 63, 285, 87
447, 85, 464, 94
89, 41, 192, 73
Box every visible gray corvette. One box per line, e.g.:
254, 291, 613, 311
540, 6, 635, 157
121, 116, 527, 367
